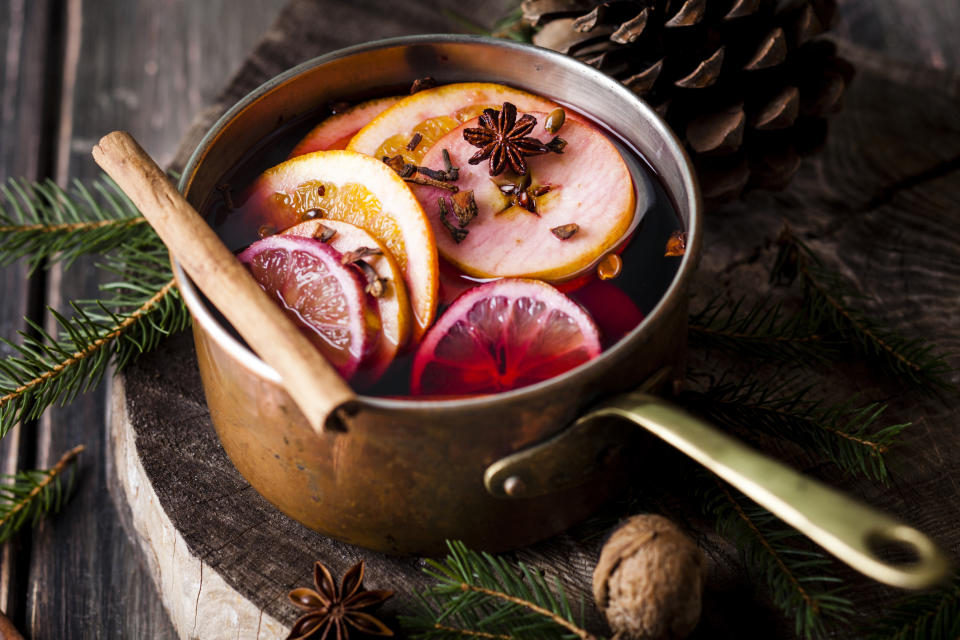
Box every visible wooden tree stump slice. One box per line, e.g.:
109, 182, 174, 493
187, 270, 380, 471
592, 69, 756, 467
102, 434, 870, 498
106, 1, 960, 638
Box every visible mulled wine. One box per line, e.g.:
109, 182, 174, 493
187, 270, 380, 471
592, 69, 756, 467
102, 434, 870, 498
201, 81, 684, 398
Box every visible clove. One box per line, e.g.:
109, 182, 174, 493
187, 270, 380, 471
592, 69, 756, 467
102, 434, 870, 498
341, 247, 387, 297
312, 223, 336, 242
450, 190, 478, 227
383, 154, 415, 178
410, 76, 438, 94
216, 183, 235, 211
438, 198, 468, 244
407, 173, 458, 192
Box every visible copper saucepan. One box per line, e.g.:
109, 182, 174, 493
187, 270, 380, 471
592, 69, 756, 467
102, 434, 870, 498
174, 35, 948, 588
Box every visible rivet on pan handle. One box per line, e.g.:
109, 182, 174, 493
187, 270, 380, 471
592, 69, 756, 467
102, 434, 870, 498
485, 388, 952, 590
485, 368, 671, 499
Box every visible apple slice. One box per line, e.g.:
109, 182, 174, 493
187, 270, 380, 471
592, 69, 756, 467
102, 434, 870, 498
411, 110, 636, 282
288, 95, 403, 158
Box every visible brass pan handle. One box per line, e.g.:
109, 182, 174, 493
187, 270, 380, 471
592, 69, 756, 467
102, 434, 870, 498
485, 390, 951, 590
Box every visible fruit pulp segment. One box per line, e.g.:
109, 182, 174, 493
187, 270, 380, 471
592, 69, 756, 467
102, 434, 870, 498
244, 245, 360, 374
419, 294, 596, 394
269, 179, 408, 271
373, 104, 490, 164
283, 219, 411, 387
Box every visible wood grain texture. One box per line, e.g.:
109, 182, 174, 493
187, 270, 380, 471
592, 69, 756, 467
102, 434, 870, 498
0, 0, 56, 632
14, 1, 288, 638
110, 0, 960, 638
836, 0, 960, 70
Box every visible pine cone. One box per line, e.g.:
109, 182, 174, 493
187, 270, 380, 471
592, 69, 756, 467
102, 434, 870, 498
522, 0, 854, 207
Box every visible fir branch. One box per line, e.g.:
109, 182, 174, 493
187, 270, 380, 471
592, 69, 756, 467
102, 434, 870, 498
441, 9, 490, 35
400, 541, 596, 640
864, 575, 960, 640
773, 231, 955, 391
684, 375, 909, 483
0, 176, 150, 272
702, 478, 854, 640
689, 294, 835, 364
445, 5, 532, 41
0, 444, 83, 543
0, 238, 189, 439
491, 6, 533, 41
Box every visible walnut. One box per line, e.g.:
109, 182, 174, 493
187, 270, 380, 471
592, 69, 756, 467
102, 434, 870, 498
593, 515, 705, 640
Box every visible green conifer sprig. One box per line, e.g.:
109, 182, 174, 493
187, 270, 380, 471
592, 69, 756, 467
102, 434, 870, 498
689, 295, 835, 364
0, 443, 83, 543
0, 176, 150, 273
401, 541, 595, 640
864, 575, 960, 640
0, 236, 187, 439
773, 231, 955, 391
89, 240, 189, 369
702, 479, 855, 640
684, 375, 908, 482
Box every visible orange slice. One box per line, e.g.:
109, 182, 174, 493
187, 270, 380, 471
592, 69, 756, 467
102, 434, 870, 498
240, 150, 438, 340
346, 82, 558, 165
284, 219, 411, 385
411, 112, 636, 282
288, 95, 404, 158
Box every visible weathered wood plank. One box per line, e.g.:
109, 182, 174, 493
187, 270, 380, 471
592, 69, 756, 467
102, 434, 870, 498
22, 1, 288, 638
836, 0, 960, 70
0, 0, 57, 633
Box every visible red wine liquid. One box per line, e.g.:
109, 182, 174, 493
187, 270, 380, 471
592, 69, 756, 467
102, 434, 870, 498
200, 90, 685, 397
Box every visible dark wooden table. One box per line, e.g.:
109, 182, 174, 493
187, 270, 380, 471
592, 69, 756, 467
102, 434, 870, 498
0, 1, 957, 638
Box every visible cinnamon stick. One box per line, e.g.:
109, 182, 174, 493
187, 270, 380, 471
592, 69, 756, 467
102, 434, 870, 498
92, 131, 356, 435
0, 611, 24, 640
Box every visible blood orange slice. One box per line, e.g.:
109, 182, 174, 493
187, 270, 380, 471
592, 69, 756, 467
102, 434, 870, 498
412, 111, 635, 282
288, 95, 403, 158
346, 83, 558, 164
283, 219, 411, 385
411, 279, 601, 396
238, 235, 374, 381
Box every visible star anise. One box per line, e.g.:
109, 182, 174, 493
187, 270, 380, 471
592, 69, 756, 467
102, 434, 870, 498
463, 102, 550, 176
287, 560, 394, 640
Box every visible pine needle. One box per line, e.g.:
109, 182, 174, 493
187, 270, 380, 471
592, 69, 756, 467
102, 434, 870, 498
689, 294, 836, 364
0, 237, 189, 439
0, 444, 83, 543
0, 176, 150, 273
400, 541, 597, 640
864, 575, 960, 640
684, 374, 909, 483
702, 478, 854, 640
772, 230, 955, 391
